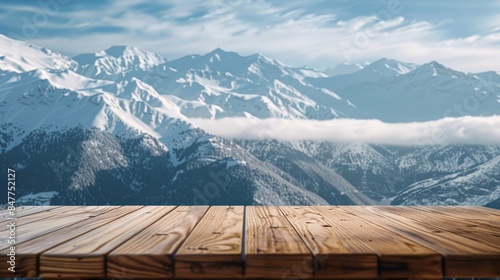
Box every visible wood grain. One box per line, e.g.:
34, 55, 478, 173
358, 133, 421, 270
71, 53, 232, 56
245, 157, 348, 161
0, 206, 140, 278
0, 206, 84, 232
107, 206, 209, 278
1, 206, 498, 279
399, 206, 500, 248
0, 206, 117, 251
279, 206, 378, 279
346, 206, 500, 278
39, 206, 175, 278
245, 206, 312, 279
174, 206, 244, 278
0, 206, 61, 219
413, 206, 500, 231
446, 206, 500, 219
316, 206, 442, 279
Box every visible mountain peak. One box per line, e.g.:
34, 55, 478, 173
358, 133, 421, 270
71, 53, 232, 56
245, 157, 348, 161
0, 34, 77, 73
416, 61, 453, 72
202, 48, 243, 63
410, 60, 459, 77
74, 46, 167, 77
103, 45, 165, 61
210, 47, 227, 53
248, 52, 284, 67
324, 62, 365, 77
363, 58, 419, 76
370, 58, 401, 65
426, 61, 447, 69
104, 45, 132, 58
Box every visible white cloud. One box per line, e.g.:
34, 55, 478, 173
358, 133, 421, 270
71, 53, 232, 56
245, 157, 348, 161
7, 0, 500, 72
191, 116, 500, 146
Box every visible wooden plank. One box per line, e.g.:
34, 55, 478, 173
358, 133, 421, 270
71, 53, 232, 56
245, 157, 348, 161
279, 206, 378, 279
174, 206, 244, 278
345, 206, 500, 278
379, 206, 500, 277
0, 206, 84, 232
245, 206, 312, 279
400, 206, 500, 248
0, 206, 141, 278
316, 206, 442, 279
107, 206, 209, 278
0, 206, 61, 219
414, 206, 500, 229
453, 206, 500, 219
0, 206, 118, 251
0, 205, 37, 216
374, 206, 500, 248
39, 206, 176, 278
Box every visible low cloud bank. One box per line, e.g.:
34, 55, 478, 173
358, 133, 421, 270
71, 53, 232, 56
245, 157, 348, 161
191, 116, 500, 146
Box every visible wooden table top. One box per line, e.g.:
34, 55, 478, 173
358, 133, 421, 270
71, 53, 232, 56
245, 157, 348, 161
0, 206, 499, 279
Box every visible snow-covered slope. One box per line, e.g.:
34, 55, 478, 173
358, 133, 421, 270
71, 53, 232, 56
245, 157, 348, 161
0, 36, 353, 206
239, 139, 376, 205
0, 34, 77, 73
323, 62, 368, 77
74, 46, 167, 80
392, 154, 500, 206
362, 58, 419, 77
0, 67, 192, 153
135, 48, 355, 119
290, 141, 402, 200
316, 58, 419, 86
311, 60, 500, 122
1, 34, 500, 207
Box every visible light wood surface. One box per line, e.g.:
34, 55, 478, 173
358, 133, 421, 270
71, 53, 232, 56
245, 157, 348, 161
279, 206, 378, 279
245, 206, 312, 279
396, 206, 500, 248
317, 206, 442, 278
413, 206, 500, 230
174, 206, 244, 278
0, 206, 61, 219
348, 206, 500, 277
0, 206, 139, 278
107, 206, 209, 278
0, 206, 498, 279
0, 206, 117, 250
40, 206, 175, 278
0, 206, 84, 232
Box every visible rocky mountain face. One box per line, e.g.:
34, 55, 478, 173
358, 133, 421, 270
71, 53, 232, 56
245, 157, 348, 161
1, 34, 499, 207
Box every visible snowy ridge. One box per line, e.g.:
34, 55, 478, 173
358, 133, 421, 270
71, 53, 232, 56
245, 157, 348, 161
324, 62, 367, 77
393, 154, 500, 206
0, 34, 77, 73
74, 45, 167, 80
1, 34, 499, 207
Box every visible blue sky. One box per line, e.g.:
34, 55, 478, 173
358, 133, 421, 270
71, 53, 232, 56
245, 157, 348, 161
0, 0, 499, 72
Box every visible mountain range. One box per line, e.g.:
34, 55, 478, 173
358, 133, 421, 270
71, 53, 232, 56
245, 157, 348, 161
1, 34, 499, 207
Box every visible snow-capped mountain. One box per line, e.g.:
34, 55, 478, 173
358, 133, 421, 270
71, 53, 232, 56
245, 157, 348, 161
312, 60, 500, 122
119, 48, 353, 120
1, 34, 499, 207
0, 35, 77, 73
392, 153, 500, 206
74, 46, 167, 80
323, 62, 368, 77
0, 36, 361, 205
287, 141, 500, 204
316, 58, 419, 85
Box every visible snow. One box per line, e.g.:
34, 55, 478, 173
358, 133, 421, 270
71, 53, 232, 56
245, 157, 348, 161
17, 191, 59, 205
0, 34, 77, 73
1, 34, 500, 207
73, 45, 167, 80
324, 62, 366, 77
